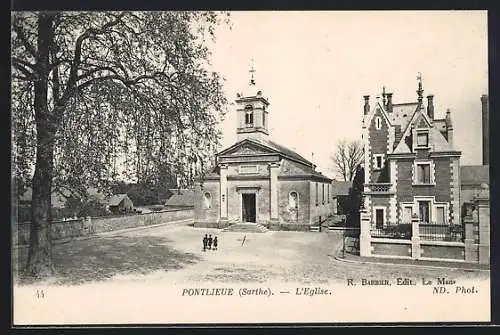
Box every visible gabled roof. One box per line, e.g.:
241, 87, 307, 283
218, 137, 312, 166
363, 100, 393, 129
108, 194, 131, 206
165, 189, 194, 207
331, 181, 352, 196
392, 103, 433, 153
460, 165, 489, 186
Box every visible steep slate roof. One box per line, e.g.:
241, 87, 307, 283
165, 189, 195, 207
391, 102, 455, 154
331, 181, 353, 196
108, 194, 130, 206
460, 165, 489, 186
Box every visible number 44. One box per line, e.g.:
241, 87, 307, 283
36, 289, 45, 299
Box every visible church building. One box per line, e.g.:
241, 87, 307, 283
194, 71, 334, 231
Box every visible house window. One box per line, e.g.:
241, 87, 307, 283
415, 162, 432, 184
289, 192, 298, 209
418, 200, 431, 223
373, 207, 385, 229
315, 182, 318, 206
245, 106, 254, 126
373, 154, 384, 170
435, 206, 446, 225
204, 192, 212, 209
327, 184, 330, 204
263, 112, 266, 128
417, 132, 429, 147
375, 117, 382, 130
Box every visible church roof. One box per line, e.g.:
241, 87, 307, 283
255, 138, 312, 165
219, 137, 313, 166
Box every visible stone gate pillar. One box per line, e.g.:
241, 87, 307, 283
219, 164, 228, 224
476, 183, 490, 265
359, 209, 371, 257
269, 162, 280, 224
411, 214, 421, 259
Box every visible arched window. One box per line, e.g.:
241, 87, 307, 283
289, 192, 298, 209
204, 192, 212, 209
245, 105, 254, 126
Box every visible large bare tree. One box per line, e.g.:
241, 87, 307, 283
331, 139, 364, 182
11, 11, 229, 279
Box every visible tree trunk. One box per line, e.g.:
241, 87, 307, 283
25, 13, 57, 279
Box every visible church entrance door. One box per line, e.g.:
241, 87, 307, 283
242, 194, 256, 223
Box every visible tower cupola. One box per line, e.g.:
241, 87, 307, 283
235, 60, 270, 141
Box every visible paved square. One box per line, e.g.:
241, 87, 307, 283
13, 222, 490, 286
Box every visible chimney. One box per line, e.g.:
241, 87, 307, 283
382, 86, 387, 107
481, 94, 489, 165
386, 93, 393, 113
363, 95, 370, 115
445, 109, 453, 147
426, 95, 434, 119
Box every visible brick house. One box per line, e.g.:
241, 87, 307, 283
194, 78, 334, 231
362, 80, 461, 231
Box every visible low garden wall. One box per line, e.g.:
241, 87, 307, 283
266, 223, 311, 232
14, 208, 193, 246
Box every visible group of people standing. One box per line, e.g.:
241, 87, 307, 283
202, 234, 218, 251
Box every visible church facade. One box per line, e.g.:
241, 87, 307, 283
194, 81, 334, 231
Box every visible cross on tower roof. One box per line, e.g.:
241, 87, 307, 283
249, 58, 256, 85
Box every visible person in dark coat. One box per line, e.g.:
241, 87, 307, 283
203, 234, 208, 251
207, 234, 213, 250
213, 236, 218, 251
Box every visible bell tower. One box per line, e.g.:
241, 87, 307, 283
235, 60, 270, 142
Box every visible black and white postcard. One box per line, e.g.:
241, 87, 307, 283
11, 10, 491, 324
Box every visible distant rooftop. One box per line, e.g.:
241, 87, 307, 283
460, 165, 489, 186
331, 181, 352, 196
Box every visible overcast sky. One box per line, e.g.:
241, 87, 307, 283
208, 10, 488, 179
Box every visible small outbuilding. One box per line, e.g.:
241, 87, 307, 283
107, 194, 134, 214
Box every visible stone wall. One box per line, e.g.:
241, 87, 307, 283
194, 181, 220, 225
309, 181, 334, 225
278, 179, 310, 224
14, 208, 193, 246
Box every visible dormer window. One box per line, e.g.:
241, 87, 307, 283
417, 131, 429, 148
375, 117, 382, 130
245, 106, 254, 126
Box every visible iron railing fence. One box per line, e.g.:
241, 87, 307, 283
370, 223, 412, 240
419, 223, 464, 242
